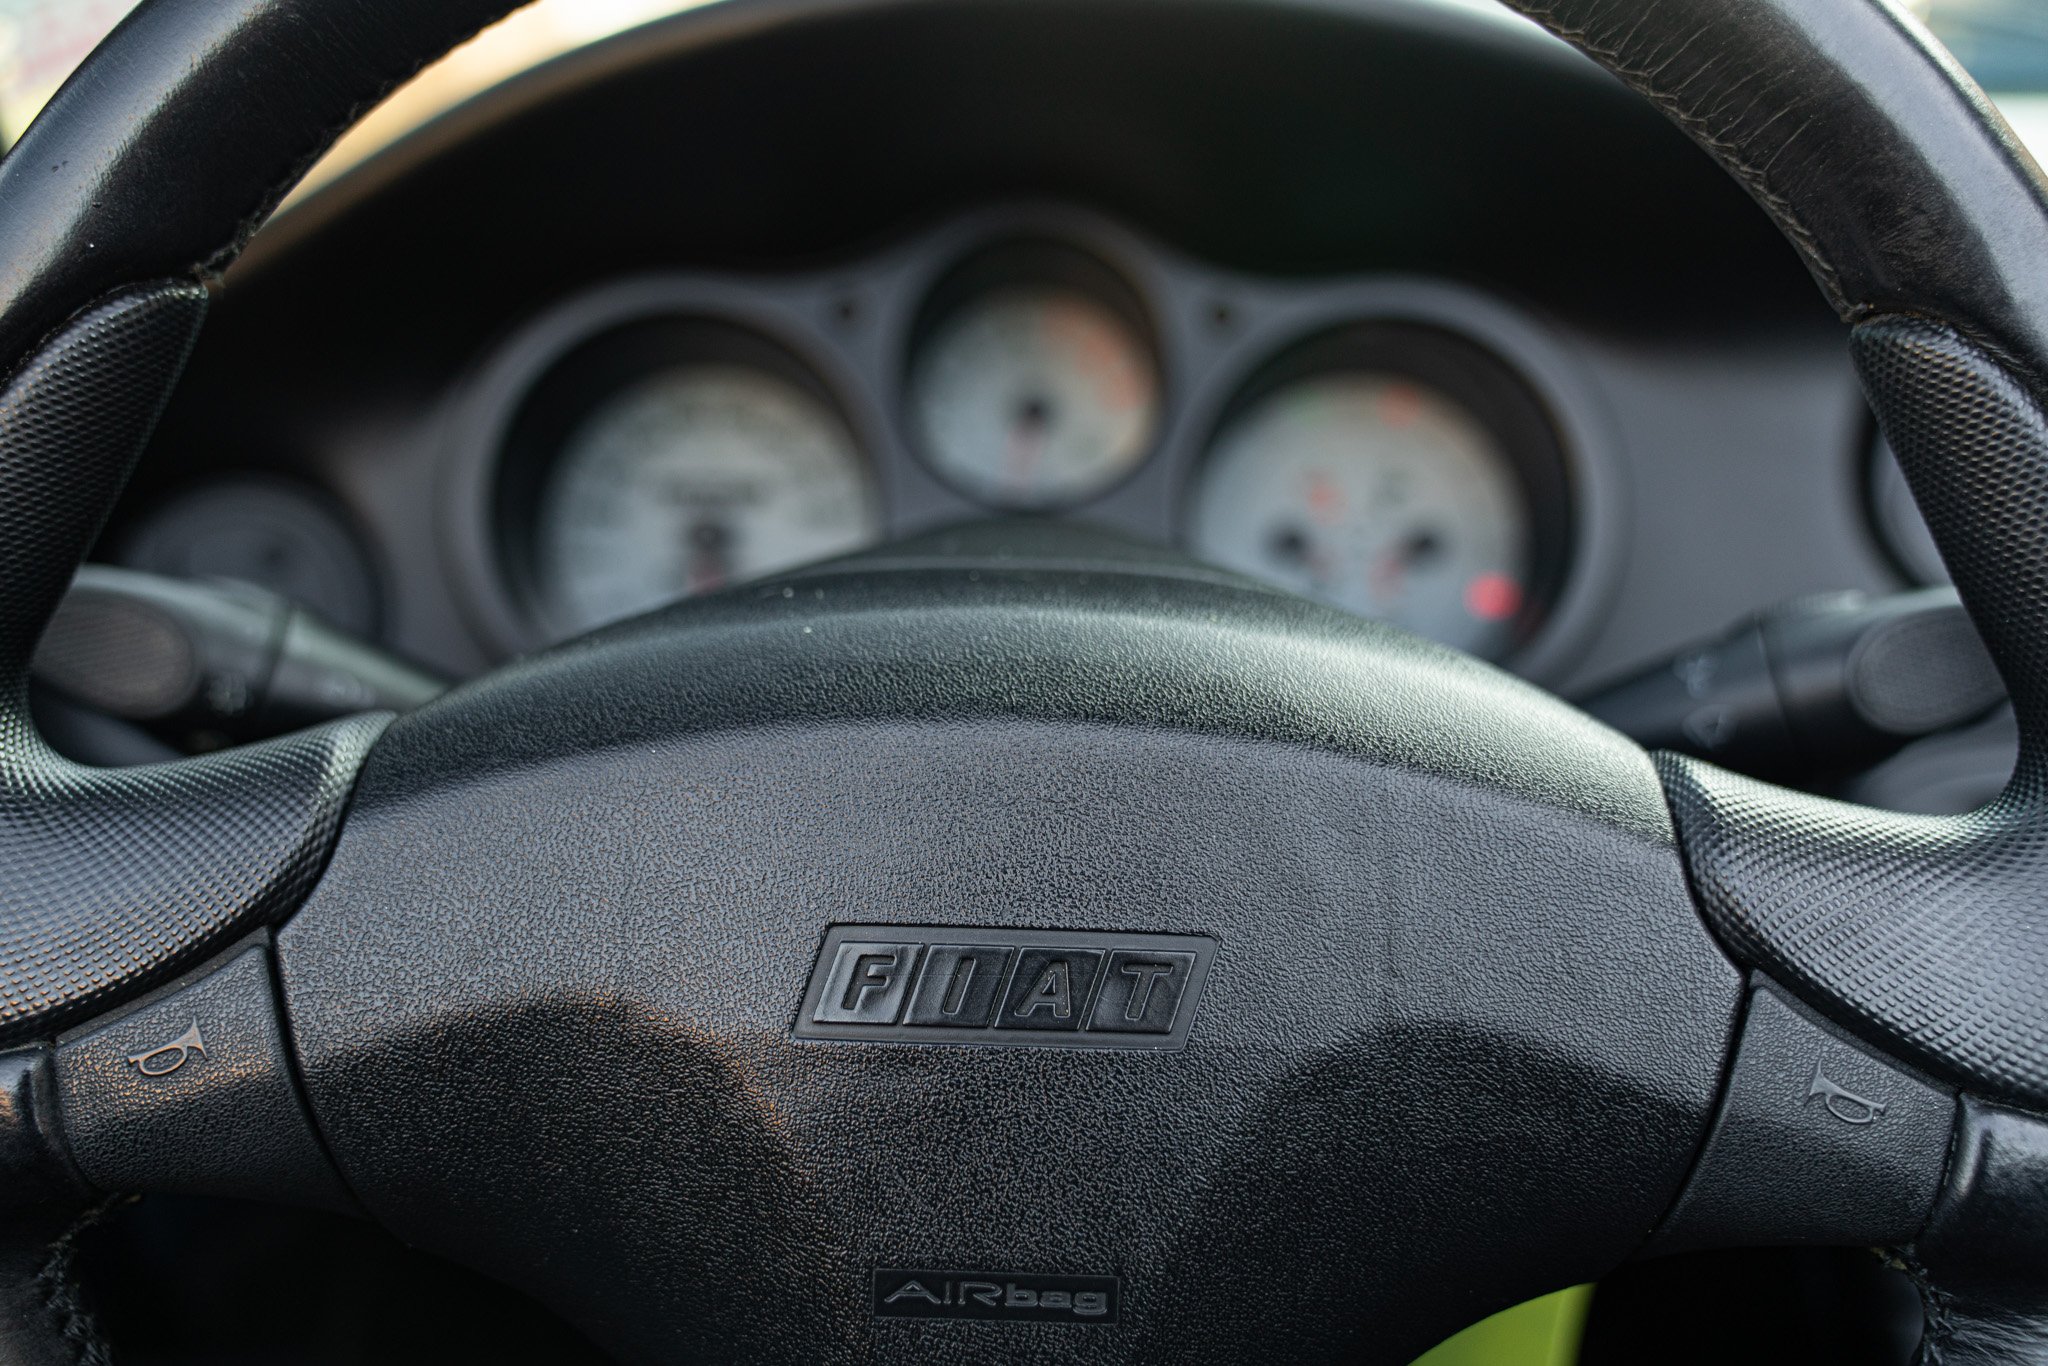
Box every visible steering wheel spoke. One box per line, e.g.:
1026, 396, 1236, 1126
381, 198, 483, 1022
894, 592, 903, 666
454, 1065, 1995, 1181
0, 285, 390, 1049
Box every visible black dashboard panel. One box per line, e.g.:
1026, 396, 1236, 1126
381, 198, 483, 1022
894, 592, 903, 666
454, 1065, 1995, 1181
108, 0, 1908, 695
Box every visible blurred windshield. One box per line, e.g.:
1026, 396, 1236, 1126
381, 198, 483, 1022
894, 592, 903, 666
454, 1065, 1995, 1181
1913, 0, 2048, 91
2, 0, 2046, 172
1913, 0, 2048, 153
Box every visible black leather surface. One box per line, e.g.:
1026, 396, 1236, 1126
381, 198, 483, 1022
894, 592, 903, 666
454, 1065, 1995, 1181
1500, 0, 2048, 390
0, 1048, 106, 1366
1909, 1098, 2048, 1366
279, 536, 1741, 1363
0, 286, 390, 1048
0, 0, 517, 372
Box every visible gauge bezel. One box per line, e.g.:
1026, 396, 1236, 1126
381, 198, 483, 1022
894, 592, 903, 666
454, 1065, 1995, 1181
439, 280, 889, 655
1182, 323, 1572, 661
902, 238, 1165, 512
503, 320, 876, 640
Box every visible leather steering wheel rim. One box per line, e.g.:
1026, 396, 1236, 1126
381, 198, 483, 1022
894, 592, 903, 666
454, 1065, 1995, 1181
0, 1, 2045, 1362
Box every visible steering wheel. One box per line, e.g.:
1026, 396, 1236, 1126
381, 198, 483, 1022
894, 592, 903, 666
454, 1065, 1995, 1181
1, 0, 2045, 1361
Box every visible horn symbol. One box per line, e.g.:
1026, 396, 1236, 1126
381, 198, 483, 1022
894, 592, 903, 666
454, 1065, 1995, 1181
126, 1020, 207, 1078
1805, 1060, 1886, 1126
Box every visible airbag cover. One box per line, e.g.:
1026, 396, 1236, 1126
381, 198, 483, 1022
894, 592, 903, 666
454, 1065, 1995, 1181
277, 531, 1739, 1363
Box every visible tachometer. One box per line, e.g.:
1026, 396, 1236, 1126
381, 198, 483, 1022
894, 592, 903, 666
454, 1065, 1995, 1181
907, 285, 1159, 508
1188, 373, 1532, 658
535, 366, 879, 633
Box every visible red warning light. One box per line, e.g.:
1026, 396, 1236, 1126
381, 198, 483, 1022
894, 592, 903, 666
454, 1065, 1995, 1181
1464, 572, 1522, 622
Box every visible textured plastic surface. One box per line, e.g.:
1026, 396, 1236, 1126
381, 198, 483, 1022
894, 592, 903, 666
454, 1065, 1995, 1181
1646, 979, 1954, 1257
1582, 588, 2001, 772
279, 534, 1741, 1364
34, 565, 444, 738
0, 287, 389, 1046
55, 937, 351, 1212
1663, 319, 2048, 1108
35, 586, 203, 718
1846, 602, 2002, 734
0, 288, 205, 689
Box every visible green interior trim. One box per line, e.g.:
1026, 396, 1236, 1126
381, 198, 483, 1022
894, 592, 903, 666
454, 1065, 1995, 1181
1407, 1285, 1594, 1366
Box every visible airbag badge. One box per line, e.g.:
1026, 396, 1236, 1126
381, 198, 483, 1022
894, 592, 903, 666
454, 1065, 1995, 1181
872, 1268, 1121, 1323
795, 926, 1214, 1049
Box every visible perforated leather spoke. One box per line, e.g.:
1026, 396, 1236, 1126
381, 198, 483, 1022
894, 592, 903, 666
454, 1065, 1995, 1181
0, 286, 388, 1046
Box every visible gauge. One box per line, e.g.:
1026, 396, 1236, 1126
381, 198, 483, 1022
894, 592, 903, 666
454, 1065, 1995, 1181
1868, 431, 1949, 584
534, 365, 879, 633
1189, 373, 1533, 658
118, 477, 380, 634
908, 286, 1159, 508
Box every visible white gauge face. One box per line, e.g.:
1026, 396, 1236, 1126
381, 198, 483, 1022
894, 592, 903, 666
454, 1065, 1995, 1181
1189, 374, 1532, 658
909, 287, 1159, 508
535, 366, 880, 634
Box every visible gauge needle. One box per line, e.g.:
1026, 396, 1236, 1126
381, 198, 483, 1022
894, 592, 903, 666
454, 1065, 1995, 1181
1005, 391, 1053, 493
686, 519, 732, 593
1371, 529, 1443, 603
1266, 524, 1336, 591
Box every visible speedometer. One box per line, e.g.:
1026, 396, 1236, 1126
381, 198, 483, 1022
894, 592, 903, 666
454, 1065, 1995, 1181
1188, 373, 1532, 658
535, 366, 879, 634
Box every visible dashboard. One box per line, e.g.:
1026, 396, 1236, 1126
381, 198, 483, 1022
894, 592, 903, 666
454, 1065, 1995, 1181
433, 207, 1600, 667
98, 0, 1938, 703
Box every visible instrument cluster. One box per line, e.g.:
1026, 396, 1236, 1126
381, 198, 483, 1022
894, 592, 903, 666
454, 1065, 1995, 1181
439, 208, 1621, 680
